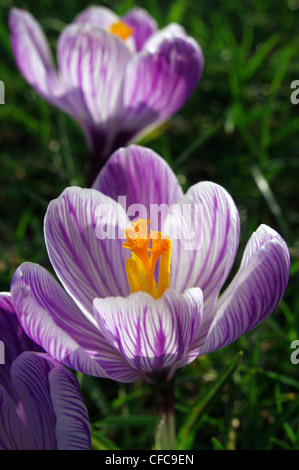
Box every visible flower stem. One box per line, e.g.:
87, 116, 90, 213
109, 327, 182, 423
154, 377, 176, 450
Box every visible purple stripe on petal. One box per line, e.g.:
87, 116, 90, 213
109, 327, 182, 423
93, 288, 203, 376
92, 145, 184, 226
199, 225, 290, 355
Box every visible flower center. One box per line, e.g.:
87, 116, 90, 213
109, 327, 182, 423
108, 21, 134, 41
123, 219, 171, 299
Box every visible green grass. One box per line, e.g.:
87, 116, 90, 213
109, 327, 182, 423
0, 0, 299, 450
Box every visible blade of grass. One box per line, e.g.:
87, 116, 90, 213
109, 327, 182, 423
91, 429, 121, 450
259, 44, 298, 162
57, 111, 81, 186
255, 393, 299, 449
241, 34, 280, 81
173, 121, 222, 170
94, 415, 157, 429
256, 367, 299, 391
145, 0, 163, 25
176, 351, 243, 450
250, 164, 291, 241
0, 105, 41, 133
268, 437, 293, 450
167, 0, 186, 24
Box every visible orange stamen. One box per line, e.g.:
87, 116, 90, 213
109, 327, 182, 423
108, 21, 134, 41
123, 219, 171, 299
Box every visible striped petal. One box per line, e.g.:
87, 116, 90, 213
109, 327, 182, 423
57, 22, 132, 154
73, 5, 135, 53
10, 262, 140, 382
9, 9, 69, 113
0, 293, 42, 407
143, 23, 188, 50
200, 225, 290, 355
47, 360, 91, 449
0, 384, 27, 450
10, 263, 107, 378
0, 293, 41, 364
44, 187, 131, 312
10, 352, 58, 449
164, 182, 240, 306
114, 26, 203, 145
92, 145, 183, 227
1, 352, 90, 449
93, 288, 203, 376
121, 7, 158, 51
73, 5, 119, 28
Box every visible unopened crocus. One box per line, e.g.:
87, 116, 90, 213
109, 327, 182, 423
0, 293, 91, 450
10, 145, 290, 385
9, 6, 204, 183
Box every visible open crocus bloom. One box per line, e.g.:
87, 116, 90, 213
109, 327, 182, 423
10, 146, 290, 383
9, 6, 204, 181
0, 293, 91, 450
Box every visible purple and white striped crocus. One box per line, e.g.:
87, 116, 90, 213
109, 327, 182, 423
0, 293, 91, 450
9, 6, 204, 182
10, 145, 290, 384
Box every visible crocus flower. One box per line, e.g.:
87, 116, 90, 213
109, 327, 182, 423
0, 293, 91, 450
10, 145, 290, 384
9, 6, 204, 182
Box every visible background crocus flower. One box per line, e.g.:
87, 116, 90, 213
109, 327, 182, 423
9, 6, 204, 183
10, 145, 290, 384
0, 293, 91, 450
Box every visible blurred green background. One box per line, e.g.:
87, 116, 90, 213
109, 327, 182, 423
0, 0, 299, 450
